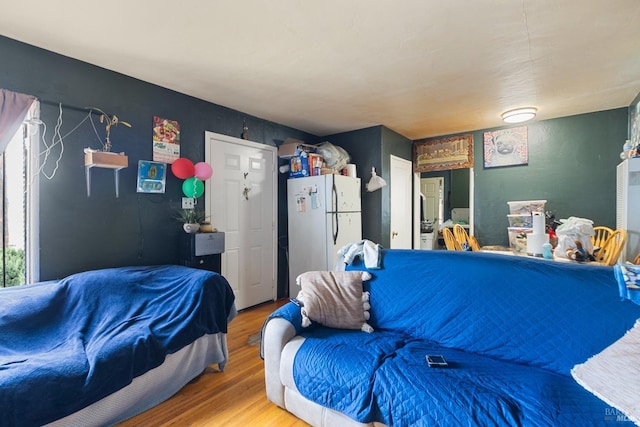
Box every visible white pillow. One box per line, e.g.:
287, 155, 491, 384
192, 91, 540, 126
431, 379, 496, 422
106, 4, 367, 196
571, 319, 640, 424
296, 271, 373, 333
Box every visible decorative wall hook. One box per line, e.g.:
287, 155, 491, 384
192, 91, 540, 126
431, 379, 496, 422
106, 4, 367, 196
242, 172, 251, 200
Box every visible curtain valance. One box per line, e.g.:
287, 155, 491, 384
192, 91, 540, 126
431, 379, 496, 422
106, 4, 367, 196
0, 88, 36, 153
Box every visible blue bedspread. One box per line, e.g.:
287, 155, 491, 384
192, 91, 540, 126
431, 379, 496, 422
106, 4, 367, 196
0, 265, 235, 426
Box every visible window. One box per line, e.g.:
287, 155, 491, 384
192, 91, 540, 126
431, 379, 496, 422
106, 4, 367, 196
1, 102, 39, 287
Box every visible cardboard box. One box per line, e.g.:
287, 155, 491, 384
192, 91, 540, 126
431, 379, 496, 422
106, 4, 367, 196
307, 153, 323, 176
278, 138, 317, 159
288, 154, 310, 178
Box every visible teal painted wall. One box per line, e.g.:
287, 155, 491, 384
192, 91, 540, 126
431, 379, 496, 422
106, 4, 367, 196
324, 125, 412, 247
322, 126, 384, 243
2, 34, 630, 293
450, 168, 470, 211
472, 108, 628, 246
327, 108, 626, 250
0, 35, 316, 289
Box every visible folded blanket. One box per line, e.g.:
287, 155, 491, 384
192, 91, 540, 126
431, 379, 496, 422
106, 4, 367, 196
615, 263, 640, 305
336, 239, 382, 269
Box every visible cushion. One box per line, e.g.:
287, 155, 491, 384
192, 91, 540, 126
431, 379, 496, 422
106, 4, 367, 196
571, 319, 640, 424
615, 263, 640, 305
296, 271, 373, 332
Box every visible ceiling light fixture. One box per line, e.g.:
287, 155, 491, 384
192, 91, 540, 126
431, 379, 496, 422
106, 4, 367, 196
501, 107, 537, 124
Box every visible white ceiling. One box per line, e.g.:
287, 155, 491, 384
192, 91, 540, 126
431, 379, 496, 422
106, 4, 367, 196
1, 0, 639, 139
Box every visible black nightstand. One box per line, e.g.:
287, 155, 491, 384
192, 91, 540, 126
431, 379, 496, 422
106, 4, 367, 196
178, 232, 225, 273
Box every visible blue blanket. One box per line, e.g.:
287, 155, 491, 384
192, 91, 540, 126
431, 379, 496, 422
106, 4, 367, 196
279, 250, 640, 425
0, 265, 235, 426
349, 250, 640, 376
294, 330, 618, 426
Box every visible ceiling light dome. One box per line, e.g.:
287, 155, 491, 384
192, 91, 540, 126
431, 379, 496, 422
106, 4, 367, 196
501, 108, 537, 123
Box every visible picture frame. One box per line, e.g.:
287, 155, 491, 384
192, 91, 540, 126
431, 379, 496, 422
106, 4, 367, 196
483, 126, 528, 168
137, 160, 167, 193
413, 134, 474, 173
152, 116, 180, 164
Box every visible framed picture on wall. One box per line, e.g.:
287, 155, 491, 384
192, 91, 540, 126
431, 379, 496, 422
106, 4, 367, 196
483, 126, 528, 168
413, 134, 473, 173
137, 160, 167, 193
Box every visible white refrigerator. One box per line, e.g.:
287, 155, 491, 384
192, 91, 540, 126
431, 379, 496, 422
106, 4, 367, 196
617, 157, 640, 263
287, 174, 362, 297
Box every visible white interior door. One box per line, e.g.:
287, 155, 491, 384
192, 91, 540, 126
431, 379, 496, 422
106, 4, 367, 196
414, 169, 474, 245
421, 177, 444, 225
390, 155, 413, 249
205, 132, 276, 310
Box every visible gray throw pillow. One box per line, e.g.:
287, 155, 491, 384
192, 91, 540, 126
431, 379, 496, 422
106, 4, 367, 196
296, 271, 373, 333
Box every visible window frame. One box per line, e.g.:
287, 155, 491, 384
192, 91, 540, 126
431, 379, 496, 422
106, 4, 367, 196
25, 101, 40, 284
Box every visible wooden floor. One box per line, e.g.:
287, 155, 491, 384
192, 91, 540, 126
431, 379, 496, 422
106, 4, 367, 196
118, 300, 310, 427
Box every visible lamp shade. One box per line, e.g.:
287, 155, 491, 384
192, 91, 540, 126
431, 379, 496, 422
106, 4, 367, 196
501, 108, 537, 124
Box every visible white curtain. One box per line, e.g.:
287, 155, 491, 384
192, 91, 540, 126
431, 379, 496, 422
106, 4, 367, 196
0, 88, 36, 154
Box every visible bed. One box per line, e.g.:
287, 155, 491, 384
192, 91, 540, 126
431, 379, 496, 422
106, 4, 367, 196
0, 265, 236, 426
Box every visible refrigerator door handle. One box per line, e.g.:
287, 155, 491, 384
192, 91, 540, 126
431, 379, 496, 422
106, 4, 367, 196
332, 180, 339, 245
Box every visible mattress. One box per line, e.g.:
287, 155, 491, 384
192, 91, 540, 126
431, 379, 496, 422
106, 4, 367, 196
0, 265, 236, 426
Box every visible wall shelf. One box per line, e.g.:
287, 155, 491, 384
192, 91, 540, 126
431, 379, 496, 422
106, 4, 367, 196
84, 151, 128, 197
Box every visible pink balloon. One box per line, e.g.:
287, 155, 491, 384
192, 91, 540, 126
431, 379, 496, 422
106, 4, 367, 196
194, 162, 213, 180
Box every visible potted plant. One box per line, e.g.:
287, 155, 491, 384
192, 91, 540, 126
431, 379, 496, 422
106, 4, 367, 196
86, 107, 132, 152
175, 209, 207, 233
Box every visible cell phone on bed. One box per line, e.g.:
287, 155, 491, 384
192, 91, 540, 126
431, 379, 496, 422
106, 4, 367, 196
426, 355, 448, 367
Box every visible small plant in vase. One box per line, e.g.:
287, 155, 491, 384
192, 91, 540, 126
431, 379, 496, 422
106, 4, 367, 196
175, 209, 207, 234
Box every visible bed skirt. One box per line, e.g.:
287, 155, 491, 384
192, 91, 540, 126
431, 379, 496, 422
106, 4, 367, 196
46, 331, 229, 426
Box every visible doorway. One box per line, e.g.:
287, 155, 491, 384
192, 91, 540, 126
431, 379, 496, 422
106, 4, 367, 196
420, 177, 444, 227
414, 168, 474, 248
204, 132, 276, 310
389, 155, 413, 249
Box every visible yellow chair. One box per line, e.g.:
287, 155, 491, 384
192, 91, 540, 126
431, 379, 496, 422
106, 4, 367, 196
468, 235, 481, 252
596, 229, 626, 266
453, 224, 479, 251
591, 226, 613, 255
442, 227, 461, 251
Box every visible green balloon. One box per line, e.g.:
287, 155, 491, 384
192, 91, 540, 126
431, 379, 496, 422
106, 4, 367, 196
182, 177, 204, 198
